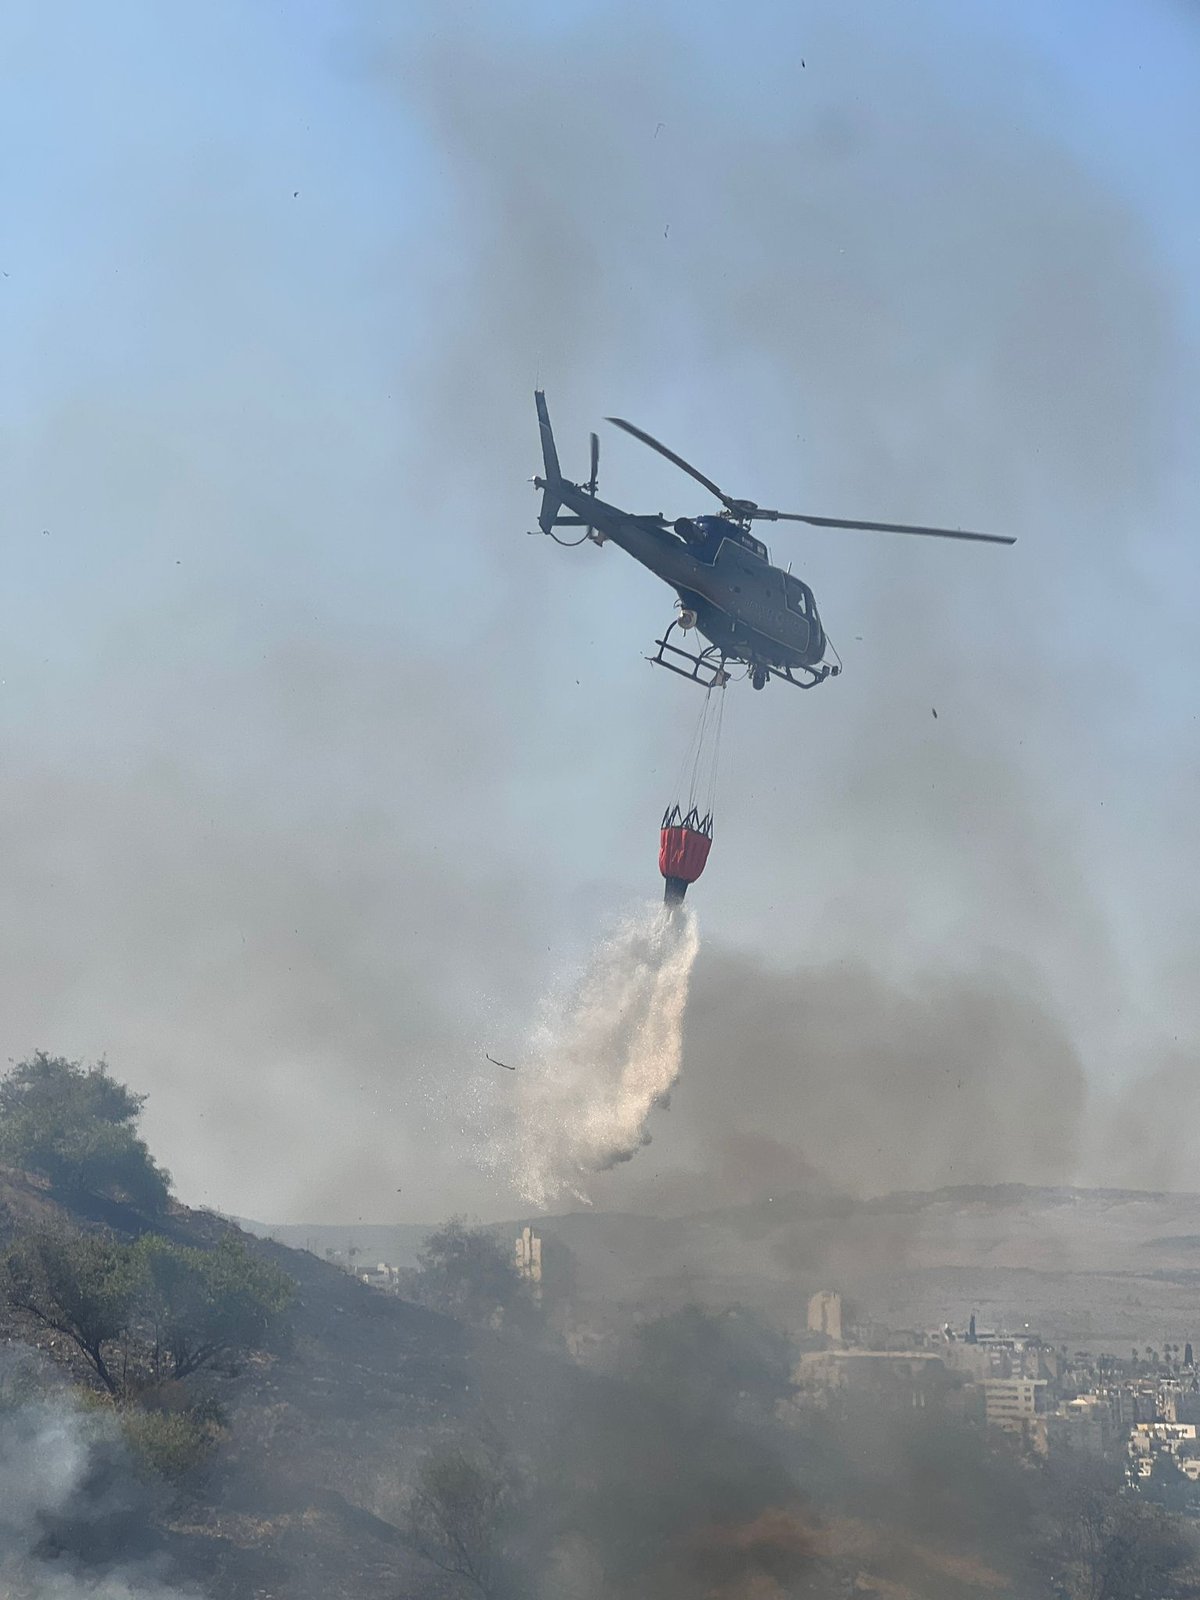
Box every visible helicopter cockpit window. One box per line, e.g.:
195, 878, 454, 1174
688, 517, 726, 563
785, 574, 814, 618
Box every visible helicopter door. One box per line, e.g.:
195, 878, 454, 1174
718, 538, 762, 579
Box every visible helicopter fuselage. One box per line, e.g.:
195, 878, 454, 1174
549, 480, 828, 678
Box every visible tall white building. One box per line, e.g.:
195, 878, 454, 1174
807, 1290, 843, 1342
982, 1378, 1047, 1443
515, 1226, 543, 1298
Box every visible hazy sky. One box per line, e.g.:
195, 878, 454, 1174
3, 0, 1198, 1223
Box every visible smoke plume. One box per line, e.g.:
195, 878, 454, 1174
0, 1360, 200, 1599
591, 945, 1091, 1215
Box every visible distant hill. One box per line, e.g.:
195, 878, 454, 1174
232, 1214, 434, 1270
249, 1183, 1200, 1348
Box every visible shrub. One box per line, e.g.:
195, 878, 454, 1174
120, 1406, 224, 1482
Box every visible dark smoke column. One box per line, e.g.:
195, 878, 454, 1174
659, 805, 713, 907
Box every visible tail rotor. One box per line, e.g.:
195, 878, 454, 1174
531, 394, 608, 547
585, 431, 602, 543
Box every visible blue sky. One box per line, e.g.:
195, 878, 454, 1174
2, 0, 1198, 1221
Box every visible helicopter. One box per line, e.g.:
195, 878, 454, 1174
532, 392, 1014, 690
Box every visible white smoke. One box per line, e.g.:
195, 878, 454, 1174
537, 1535, 615, 1600
502, 904, 700, 1207
0, 1359, 203, 1600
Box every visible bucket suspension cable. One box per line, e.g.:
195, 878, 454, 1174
659, 684, 726, 907
698, 684, 725, 815
670, 693, 708, 808
671, 684, 725, 819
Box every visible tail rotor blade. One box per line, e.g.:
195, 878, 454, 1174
585, 432, 600, 540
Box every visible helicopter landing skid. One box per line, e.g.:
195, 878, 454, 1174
760, 659, 838, 690
648, 620, 838, 691
648, 624, 731, 689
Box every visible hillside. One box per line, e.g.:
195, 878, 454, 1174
0, 1167, 550, 1597
1, 1165, 1087, 1600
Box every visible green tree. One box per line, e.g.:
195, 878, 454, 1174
135, 1232, 294, 1380
1044, 1456, 1200, 1600
3, 1226, 295, 1398
412, 1218, 539, 1332
0, 1053, 170, 1212
1, 1227, 140, 1395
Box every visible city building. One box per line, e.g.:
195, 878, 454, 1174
938, 1326, 1054, 1383
1129, 1421, 1198, 1457
358, 1262, 402, 1291
1048, 1395, 1116, 1457
786, 1295, 1200, 1486
806, 1290, 843, 1343
982, 1377, 1048, 1446
515, 1226, 543, 1299
794, 1349, 958, 1411
1161, 1388, 1200, 1426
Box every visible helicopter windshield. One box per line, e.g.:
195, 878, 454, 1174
675, 516, 723, 563
784, 573, 815, 618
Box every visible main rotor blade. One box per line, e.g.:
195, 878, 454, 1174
753, 510, 1015, 545
606, 416, 733, 509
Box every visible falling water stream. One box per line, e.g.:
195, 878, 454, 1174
495, 903, 700, 1207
